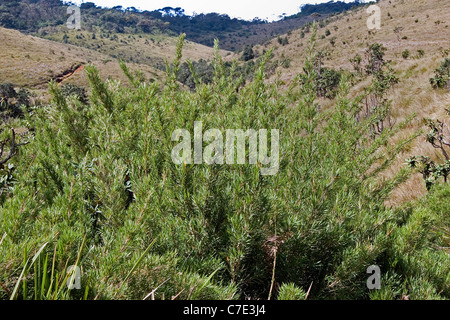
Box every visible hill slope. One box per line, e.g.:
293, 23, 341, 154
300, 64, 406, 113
1, 0, 365, 51
0, 26, 162, 90
0, 24, 229, 99
40, 28, 230, 71
246, 0, 450, 204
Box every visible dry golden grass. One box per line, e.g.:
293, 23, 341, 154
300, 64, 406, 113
252, 0, 449, 78
0, 26, 229, 102
41, 27, 231, 69
0, 26, 165, 102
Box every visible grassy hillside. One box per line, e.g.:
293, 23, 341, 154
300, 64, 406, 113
0, 27, 162, 90
1, 0, 365, 51
40, 27, 231, 71
0, 24, 229, 106
240, 0, 450, 205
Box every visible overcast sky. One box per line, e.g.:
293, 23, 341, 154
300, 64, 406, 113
69, 0, 363, 21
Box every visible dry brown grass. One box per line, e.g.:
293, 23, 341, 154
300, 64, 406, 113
0, 26, 165, 101
41, 27, 231, 69
0, 26, 229, 102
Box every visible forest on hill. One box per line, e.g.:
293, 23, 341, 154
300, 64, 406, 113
0, 0, 365, 50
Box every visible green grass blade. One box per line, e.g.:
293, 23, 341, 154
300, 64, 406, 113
115, 237, 157, 297
191, 267, 221, 300
10, 242, 48, 300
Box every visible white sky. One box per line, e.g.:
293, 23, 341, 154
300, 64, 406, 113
68, 0, 362, 22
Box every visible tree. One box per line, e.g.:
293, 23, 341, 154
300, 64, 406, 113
365, 43, 387, 74
430, 58, 450, 89
0, 82, 16, 107
241, 45, 255, 61
407, 108, 450, 189
61, 83, 89, 104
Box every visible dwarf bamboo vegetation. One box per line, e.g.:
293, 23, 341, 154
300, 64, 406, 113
0, 27, 448, 300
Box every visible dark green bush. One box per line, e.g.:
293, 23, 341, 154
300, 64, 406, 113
241, 45, 255, 61
430, 58, 450, 89
366, 43, 387, 75
60, 83, 89, 104
0, 28, 448, 301
0, 82, 33, 118
402, 50, 410, 59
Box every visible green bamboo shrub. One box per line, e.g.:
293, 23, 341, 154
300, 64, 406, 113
0, 28, 448, 300
277, 283, 307, 300
371, 183, 450, 300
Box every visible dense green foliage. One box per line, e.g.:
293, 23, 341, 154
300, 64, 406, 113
311, 67, 342, 99
176, 52, 279, 91
241, 46, 256, 62
292, 1, 363, 18
60, 83, 89, 105
0, 29, 448, 300
365, 43, 387, 75
0, 82, 34, 118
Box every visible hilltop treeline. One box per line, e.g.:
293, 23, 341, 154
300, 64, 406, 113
288, 0, 365, 18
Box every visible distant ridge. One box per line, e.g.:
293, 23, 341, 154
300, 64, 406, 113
0, 0, 366, 50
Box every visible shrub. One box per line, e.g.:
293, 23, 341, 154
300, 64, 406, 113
277, 36, 289, 46
0, 83, 33, 117
277, 283, 307, 300
312, 67, 342, 98
329, 36, 336, 47
402, 50, 410, 59
280, 57, 291, 69
241, 45, 255, 61
60, 83, 89, 104
365, 43, 387, 74
407, 106, 450, 189
350, 54, 362, 75
430, 58, 450, 89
